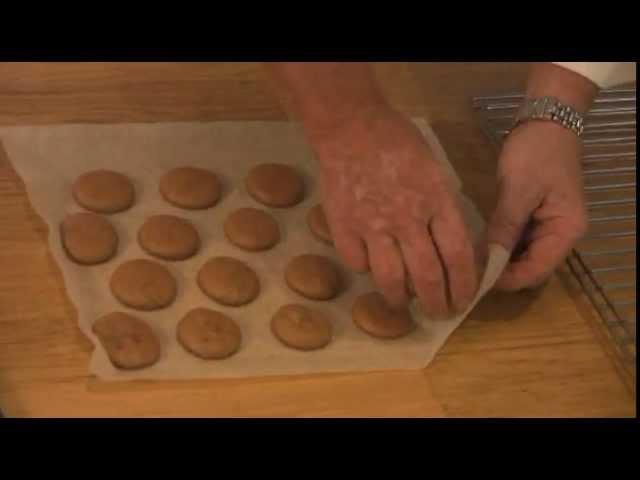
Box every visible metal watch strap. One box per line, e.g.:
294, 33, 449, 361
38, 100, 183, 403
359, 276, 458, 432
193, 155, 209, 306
510, 96, 585, 137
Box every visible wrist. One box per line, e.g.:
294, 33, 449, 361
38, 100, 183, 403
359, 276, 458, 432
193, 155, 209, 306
526, 62, 599, 114
303, 97, 390, 146
504, 120, 582, 170
266, 62, 391, 145
510, 118, 580, 142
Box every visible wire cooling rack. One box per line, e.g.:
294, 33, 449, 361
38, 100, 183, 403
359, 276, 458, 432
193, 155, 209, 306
472, 88, 636, 376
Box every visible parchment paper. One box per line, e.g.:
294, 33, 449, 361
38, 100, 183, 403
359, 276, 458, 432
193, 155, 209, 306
0, 120, 509, 381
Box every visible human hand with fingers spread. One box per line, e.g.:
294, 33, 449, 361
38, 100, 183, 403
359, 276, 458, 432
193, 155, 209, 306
266, 62, 478, 317
315, 105, 478, 317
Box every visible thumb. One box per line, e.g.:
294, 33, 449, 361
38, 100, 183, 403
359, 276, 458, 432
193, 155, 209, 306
487, 183, 538, 255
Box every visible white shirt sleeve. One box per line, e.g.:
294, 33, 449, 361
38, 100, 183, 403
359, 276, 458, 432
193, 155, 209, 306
552, 62, 636, 89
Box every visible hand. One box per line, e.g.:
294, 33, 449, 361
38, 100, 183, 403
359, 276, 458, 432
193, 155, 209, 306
488, 120, 588, 291
312, 105, 479, 317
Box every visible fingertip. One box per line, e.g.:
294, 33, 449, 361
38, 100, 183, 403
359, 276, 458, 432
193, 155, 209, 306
419, 298, 450, 320
453, 287, 477, 315
333, 228, 369, 273
493, 273, 522, 292
458, 255, 481, 312
487, 199, 533, 254
494, 261, 548, 292
398, 232, 450, 320
382, 290, 411, 311
372, 269, 410, 310
430, 214, 479, 316
380, 280, 410, 310
413, 281, 450, 319
474, 237, 489, 274
365, 234, 411, 309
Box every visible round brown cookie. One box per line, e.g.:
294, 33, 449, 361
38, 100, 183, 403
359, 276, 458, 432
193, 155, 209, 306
92, 312, 160, 370
245, 163, 304, 208
285, 254, 341, 300
352, 292, 416, 339
177, 308, 242, 360
60, 212, 118, 265
307, 204, 332, 244
110, 259, 177, 310
138, 214, 200, 261
197, 256, 260, 307
72, 170, 135, 214
159, 166, 221, 210
271, 304, 332, 351
223, 207, 280, 251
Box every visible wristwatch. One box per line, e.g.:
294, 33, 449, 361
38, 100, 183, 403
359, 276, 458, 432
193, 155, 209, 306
509, 96, 586, 137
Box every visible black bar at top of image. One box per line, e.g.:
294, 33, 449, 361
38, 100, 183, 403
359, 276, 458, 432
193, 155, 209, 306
0, 45, 637, 62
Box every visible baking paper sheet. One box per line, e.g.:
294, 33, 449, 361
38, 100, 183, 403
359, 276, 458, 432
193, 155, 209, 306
0, 120, 509, 380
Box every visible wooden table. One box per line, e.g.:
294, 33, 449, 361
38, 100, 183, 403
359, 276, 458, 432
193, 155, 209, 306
0, 62, 634, 417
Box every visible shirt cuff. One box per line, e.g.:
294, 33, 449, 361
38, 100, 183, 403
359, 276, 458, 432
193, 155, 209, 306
552, 62, 636, 89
